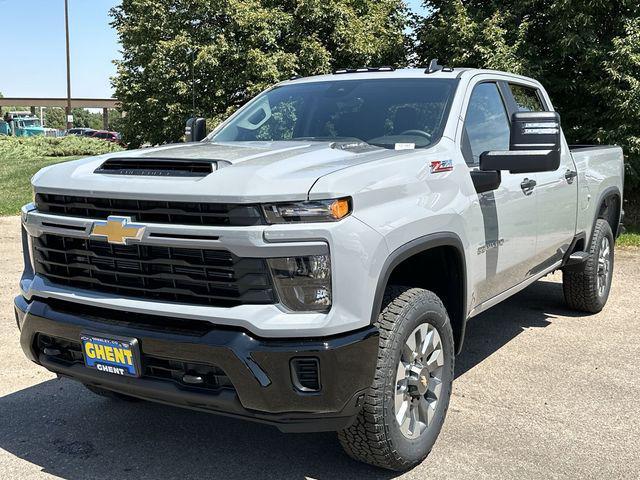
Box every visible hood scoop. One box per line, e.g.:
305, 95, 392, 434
95, 158, 228, 177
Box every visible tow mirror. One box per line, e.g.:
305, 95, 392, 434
185, 117, 206, 142
480, 111, 561, 174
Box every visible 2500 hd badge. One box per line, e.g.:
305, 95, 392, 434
15, 64, 624, 471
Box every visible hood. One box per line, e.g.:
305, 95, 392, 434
32, 140, 414, 203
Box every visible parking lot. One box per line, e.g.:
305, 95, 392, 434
1, 214, 639, 480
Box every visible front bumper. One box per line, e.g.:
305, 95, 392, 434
15, 296, 378, 432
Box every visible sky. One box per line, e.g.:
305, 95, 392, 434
0, 0, 427, 99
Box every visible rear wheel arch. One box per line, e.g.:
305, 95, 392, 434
371, 233, 467, 354
593, 186, 622, 241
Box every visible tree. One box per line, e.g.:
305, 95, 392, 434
110, 0, 409, 148
44, 108, 66, 130
43, 108, 105, 130
415, 0, 640, 220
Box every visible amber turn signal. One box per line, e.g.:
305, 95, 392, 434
330, 198, 351, 219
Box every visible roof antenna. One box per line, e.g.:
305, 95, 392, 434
424, 58, 454, 74
425, 58, 443, 74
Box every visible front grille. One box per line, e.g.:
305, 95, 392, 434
36, 334, 232, 391
33, 234, 276, 307
35, 193, 265, 227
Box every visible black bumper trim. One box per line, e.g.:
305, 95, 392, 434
15, 296, 379, 433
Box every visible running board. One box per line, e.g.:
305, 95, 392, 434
467, 260, 562, 319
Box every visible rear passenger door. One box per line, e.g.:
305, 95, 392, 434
462, 81, 539, 303
506, 83, 578, 266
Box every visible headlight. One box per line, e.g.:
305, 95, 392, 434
262, 198, 351, 224
268, 255, 331, 312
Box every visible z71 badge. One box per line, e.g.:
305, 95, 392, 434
430, 159, 454, 173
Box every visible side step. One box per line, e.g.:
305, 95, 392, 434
562, 251, 591, 271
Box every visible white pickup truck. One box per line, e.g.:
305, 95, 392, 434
15, 63, 624, 470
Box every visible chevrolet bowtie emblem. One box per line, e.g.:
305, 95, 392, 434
91, 216, 145, 245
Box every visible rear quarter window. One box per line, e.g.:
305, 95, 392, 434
510, 84, 546, 112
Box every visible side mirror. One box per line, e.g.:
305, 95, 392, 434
185, 117, 206, 142
480, 111, 561, 174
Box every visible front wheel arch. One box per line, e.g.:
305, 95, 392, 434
371, 234, 467, 354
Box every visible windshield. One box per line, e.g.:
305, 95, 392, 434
22, 119, 41, 128
211, 78, 458, 149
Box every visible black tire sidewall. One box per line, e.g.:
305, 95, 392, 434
382, 292, 455, 463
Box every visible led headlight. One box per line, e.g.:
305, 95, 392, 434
268, 255, 331, 312
262, 198, 351, 224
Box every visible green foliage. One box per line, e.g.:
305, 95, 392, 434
110, 0, 409, 147
43, 108, 65, 130
618, 229, 640, 248
43, 107, 123, 131
0, 135, 123, 159
415, 0, 640, 208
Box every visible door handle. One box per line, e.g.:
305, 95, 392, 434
520, 178, 536, 195
565, 169, 577, 184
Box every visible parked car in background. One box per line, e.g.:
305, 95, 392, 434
67, 128, 96, 137
91, 130, 121, 142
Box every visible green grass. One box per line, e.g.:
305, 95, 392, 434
0, 135, 123, 215
618, 229, 640, 248
0, 155, 79, 215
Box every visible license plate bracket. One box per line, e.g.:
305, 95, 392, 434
80, 332, 141, 378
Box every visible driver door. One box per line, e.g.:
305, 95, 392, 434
462, 81, 539, 303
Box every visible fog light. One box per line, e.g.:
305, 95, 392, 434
268, 255, 331, 312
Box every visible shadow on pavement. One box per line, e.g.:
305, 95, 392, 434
0, 279, 590, 480
455, 278, 587, 378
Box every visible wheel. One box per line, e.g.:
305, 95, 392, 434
84, 384, 140, 402
563, 218, 614, 313
338, 287, 455, 471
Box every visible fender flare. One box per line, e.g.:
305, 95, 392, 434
370, 232, 468, 354
591, 185, 622, 245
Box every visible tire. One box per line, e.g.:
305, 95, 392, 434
338, 286, 455, 471
563, 218, 614, 313
84, 384, 141, 402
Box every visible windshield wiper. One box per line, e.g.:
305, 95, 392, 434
291, 136, 370, 145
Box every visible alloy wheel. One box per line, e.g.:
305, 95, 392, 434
597, 236, 611, 296
394, 323, 445, 439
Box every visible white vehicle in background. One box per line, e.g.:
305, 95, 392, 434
15, 61, 624, 470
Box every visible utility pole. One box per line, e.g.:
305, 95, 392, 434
64, 0, 72, 130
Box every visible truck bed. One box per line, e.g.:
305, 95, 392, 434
569, 144, 624, 240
